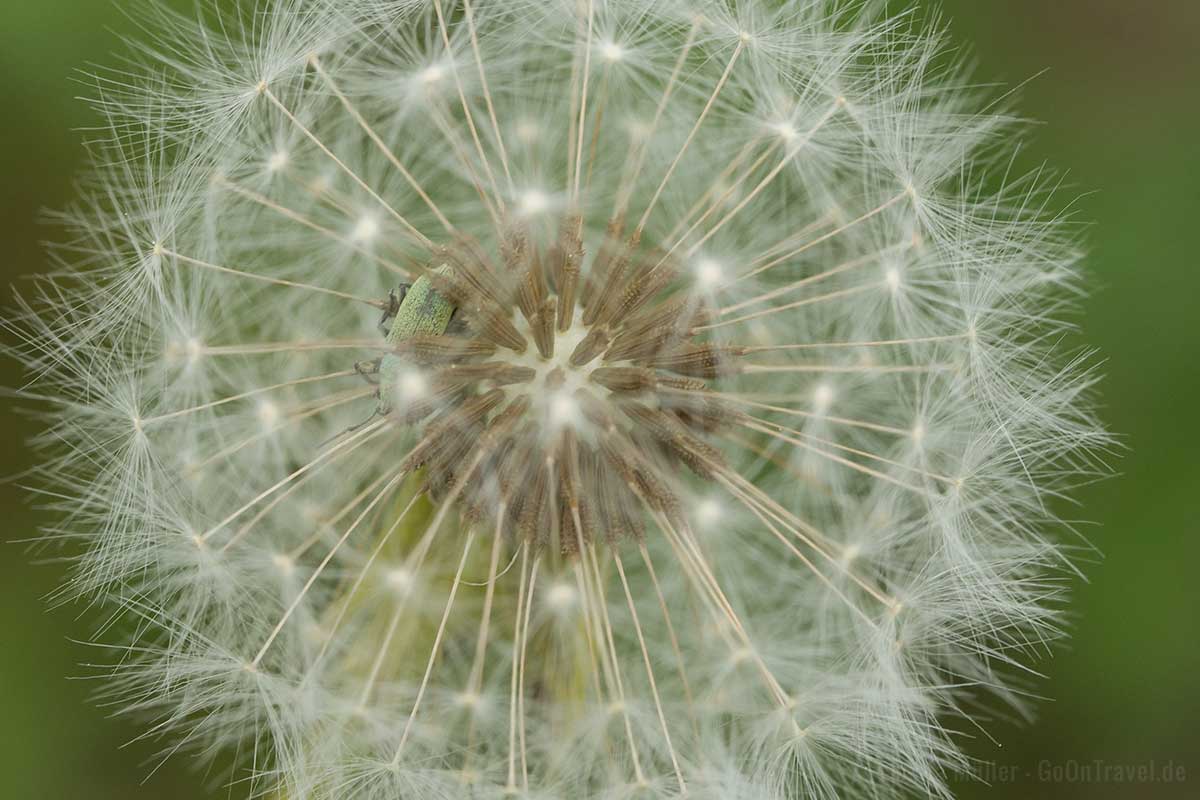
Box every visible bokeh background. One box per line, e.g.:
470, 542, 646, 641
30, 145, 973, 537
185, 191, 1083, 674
1, 2, 1197, 798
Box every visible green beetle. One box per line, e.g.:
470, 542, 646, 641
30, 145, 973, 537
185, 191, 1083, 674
354, 265, 460, 421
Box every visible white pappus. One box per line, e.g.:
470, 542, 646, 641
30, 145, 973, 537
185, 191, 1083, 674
5, 1, 1110, 799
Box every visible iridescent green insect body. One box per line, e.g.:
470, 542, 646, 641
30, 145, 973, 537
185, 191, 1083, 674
376, 266, 456, 416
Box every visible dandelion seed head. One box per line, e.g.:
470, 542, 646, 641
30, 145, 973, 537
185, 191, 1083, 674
351, 215, 380, 243
266, 149, 290, 173
395, 368, 427, 400
271, 552, 295, 575
518, 189, 551, 217
812, 383, 834, 413
384, 566, 413, 591
599, 40, 626, 63
770, 120, 799, 142
8, 1, 1109, 798
694, 496, 723, 527
418, 63, 446, 86
693, 257, 725, 290
514, 118, 541, 144
884, 266, 902, 292
257, 400, 281, 427
546, 581, 577, 611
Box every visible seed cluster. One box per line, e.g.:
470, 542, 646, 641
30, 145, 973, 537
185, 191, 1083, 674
12, 1, 1104, 795
379, 216, 741, 551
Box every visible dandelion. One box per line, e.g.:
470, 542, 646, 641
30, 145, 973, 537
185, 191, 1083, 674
7, 1, 1108, 798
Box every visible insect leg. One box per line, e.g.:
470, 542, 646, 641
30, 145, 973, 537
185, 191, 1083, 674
444, 307, 472, 336
378, 284, 410, 333
354, 358, 383, 386
318, 408, 383, 450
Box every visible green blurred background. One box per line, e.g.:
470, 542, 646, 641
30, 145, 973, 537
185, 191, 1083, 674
1, 2, 1197, 798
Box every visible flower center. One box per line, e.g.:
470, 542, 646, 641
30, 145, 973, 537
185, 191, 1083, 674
374, 214, 743, 552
